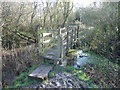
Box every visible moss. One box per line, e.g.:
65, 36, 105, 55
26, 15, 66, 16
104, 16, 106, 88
64, 66, 76, 73
67, 49, 79, 59
80, 51, 120, 88
50, 65, 98, 88
42, 61, 55, 66
68, 49, 76, 53
53, 66, 65, 73
48, 71, 55, 78
8, 64, 39, 88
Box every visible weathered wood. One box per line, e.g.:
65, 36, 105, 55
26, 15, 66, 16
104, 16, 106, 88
38, 26, 79, 64
46, 29, 58, 31
40, 55, 62, 61
38, 30, 41, 53
71, 29, 74, 48
42, 33, 52, 37
60, 28, 66, 33
43, 39, 51, 44
75, 27, 77, 41
58, 28, 63, 62
73, 28, 76, 42
62, 33, 67, 38
77, 26, 79, 39
66, 27, 69, 51
68, 24, 80, 26
0, 26, 2, 83
28, 65, 53, 79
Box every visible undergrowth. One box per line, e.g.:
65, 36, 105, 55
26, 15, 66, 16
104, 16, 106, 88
49, 65, 98, 88
8, 64, 39, 88
8, 50, 119, 88
80, 52, 120, 88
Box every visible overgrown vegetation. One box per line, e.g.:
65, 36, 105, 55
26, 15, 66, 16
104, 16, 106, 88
8, 50, 119, 88
10, 60, 99, 88
1, 1, 73, 49
8, 64, 39, 88
75, 2, 120, 62
67, 49, 119, 88
80, 52, 120, 88
1, 1, 120, 89
48, 65, 98, 88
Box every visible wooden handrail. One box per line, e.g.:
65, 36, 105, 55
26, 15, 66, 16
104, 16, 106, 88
38, 25, 80, 62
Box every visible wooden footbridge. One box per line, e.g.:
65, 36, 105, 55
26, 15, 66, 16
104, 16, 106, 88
38, 24, 81, 64
29, 24, 82, 79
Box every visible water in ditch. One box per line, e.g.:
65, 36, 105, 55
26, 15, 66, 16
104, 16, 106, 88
74, 50, 90, 69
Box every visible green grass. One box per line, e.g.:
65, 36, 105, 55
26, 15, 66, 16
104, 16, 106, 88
67, 49, 77, 56
80, 51, 120, 88
41, 61, 55, 66
67, 49, 119, 88
10, 49, 118, 88
84, 52, 119, 72
8, 64, 40, 88
48, 71, 55, 78
49, 65, 99, 88
8, 61, 56, 88
8, 60, 99, 88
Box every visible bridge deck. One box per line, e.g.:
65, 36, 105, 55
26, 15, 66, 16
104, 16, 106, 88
28, 65, 53, 79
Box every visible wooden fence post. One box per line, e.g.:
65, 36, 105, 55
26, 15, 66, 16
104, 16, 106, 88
0, 24, 2, 83
66, 27, 69, 52
76, 26, 79, 45
71, 28, 74, 48
77, 26, 79, 39
38, 30, 41, 54
58, 29, 63, 60
74, 27, 77, 42
69, 27, 72, 49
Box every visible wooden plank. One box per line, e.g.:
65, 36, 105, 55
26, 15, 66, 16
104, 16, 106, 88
42, 38, 57, 48
63, 42, 67, 46
63, 36, 67, 42
38, 32, 41, 53
61, 29, 67, 34
47, 52, 56, 56
46, 29, 58, 31
58, 33, 63, 59
63, 50, 67, 54
63, 46, 67, 52
28, 65, 53, 79
40, 29, 58, 34
63, 44, 67, 48
40, 55, 62, 61
62, 34, 67, 39
68, 24, 80, 26
42, 33, 52, 37
61, 32, 67, 35
43, 39, 51, 43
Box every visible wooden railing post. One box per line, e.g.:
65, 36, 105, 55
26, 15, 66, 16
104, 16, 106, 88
58, 28, 63, 60
0, 24, 2, 83
69, 28, 72, 49
77, 26, 79, 39
75, 27, 77, 44
71, 28, 74, 48
66, 27, 69, 52
38, 30, 41, 54
76, 26, 79, 45
74, 27, 76, 42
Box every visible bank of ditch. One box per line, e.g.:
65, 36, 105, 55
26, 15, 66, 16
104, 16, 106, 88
68, 49, 119, 88
8, 49, 119, 88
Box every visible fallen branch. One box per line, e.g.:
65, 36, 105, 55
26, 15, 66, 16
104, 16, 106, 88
2, 26, 36, 43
